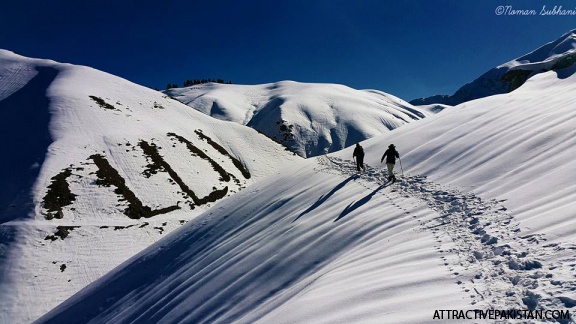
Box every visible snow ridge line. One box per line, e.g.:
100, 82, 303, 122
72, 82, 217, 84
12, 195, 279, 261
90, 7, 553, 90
319, 156, 576, 321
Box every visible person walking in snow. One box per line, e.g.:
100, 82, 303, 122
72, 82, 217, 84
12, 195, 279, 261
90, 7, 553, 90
381, 144, 399, 182
353, 143, 366, 173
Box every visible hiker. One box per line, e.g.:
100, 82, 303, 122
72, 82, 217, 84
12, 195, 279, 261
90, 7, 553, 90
353, 143, 366, 172
380, 144, 399, 182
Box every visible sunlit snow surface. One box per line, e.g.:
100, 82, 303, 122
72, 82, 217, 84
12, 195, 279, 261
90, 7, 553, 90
165, 81, 433, 157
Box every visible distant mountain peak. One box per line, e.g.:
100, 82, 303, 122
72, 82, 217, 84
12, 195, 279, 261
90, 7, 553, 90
410, 29, 576, 106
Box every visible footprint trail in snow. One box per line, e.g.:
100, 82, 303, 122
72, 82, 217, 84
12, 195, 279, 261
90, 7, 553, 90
320, 156, 576, 321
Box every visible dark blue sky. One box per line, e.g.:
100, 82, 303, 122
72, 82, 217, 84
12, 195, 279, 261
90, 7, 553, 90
1, 0, 574, 100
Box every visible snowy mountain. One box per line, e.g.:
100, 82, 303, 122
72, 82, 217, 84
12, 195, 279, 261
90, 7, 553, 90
38, 56, 576, 321
0, 49, 302, 323
165, 81, 434, 157
411, 29, 576, 106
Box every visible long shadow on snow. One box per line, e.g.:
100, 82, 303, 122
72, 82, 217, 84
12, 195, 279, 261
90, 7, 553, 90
293, 174, 359, 222
36, 219, 219, 324
335, 183, 388, 222
0, 66, 57, 223
0, 225, 18, 295
37, 197, 334, 324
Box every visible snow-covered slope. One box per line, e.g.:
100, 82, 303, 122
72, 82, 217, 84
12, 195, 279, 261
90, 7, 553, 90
38, 57, 576, 322
0, 49, 302, 323
411, 29, 576, 106
165, 81, 432, 157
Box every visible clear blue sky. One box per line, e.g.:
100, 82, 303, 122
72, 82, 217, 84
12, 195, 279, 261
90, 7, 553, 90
1, 0, 574, 101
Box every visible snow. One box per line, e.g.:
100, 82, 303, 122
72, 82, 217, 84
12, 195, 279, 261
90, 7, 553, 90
357, 65, 576, 239
165, 81, 432, 157
0, 50, 40, 102
37, 62, 576, 322
501, 30, 576, 70
35, 160, 471, 323
0, 49, 302, 323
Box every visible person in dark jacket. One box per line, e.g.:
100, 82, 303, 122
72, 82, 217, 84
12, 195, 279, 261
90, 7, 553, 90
353, 143, 366, 172
381, 144, 399, 182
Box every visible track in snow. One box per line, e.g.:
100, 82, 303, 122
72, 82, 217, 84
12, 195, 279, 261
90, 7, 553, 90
321, 156, 576, 320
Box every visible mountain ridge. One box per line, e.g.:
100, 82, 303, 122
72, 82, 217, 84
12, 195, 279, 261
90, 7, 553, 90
165, 81, 436, 158
410, 29, 576, 106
